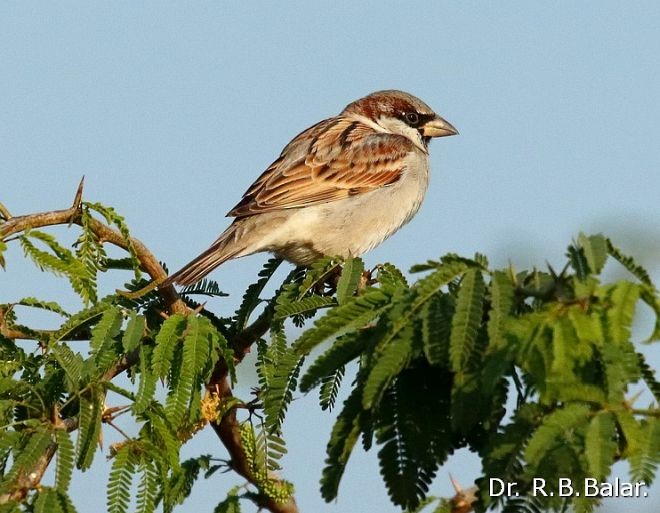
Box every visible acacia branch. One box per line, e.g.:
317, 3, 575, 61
0, 418, 78, 504
207, 303, 299, 513
0, 178, 187, 316
1, 181, 298, 513
210, 370, 298, 513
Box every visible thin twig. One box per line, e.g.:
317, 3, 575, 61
0, 306, 92, 341
630, 408, 660, 417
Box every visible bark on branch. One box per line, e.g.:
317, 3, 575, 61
207, 301, 299, 513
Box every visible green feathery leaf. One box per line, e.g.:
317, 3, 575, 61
487, 271, 515, 350
318, 365, 345, 411
52, 300, 114, 344
214, 488, 242, 513
639, 285, 660, 342
372, 261, 473, 373
232, 257, 282, 335
263, 330, 304, 434
336, 257, 365, 304
135, 459, 158, 513
75, 207, 107, 295
20, 230, 97, 304
376, 262, 408, 292
52, 344, 84, 392
421, 293, 453, 366
362, 322, 415, 409
76, 383, 103, 470
133, 344, 157, 414
616, 409, 642, 457
300, 331, 367, 392
296, 256, 340, 297
374, 367, 445, 510
628, 418, 660, 483
585, 411, 617, 479
163, 453, 212, 510
409, 254, 485, 274
15, 297, 70, 317
604, 281, 640, 346
567, 244, 589, 281
293, 287, 392, 355
85, 202, 141, 280
601, 342, 641, 402
254, 421, 288, 473
165, 316, 204, 426
321, 387, 366, 501
121, 312, 145, 352
143, 410, 181, 472
89, 306, 123, 373
33, 488, 71, 513
606, 238, 653, 285
273, 295, 336, 321
107, 443, 136, 513
179, 278, 228, 298
524, 403, 590, 468
449, 269, 486, 372
638, 352, 660, 403
152, 314, 187, 380
579, 233, 608, 275
256, 323, 287, 395
55, 429, 75, 492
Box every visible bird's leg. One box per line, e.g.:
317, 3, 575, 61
358, 269, 376, 290
313, 265, 343, 296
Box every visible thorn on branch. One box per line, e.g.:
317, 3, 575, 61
192, 301, 207, 315
68, 176, 85, 226
73, 176, 85, 209
0, 202, 11, 221
449, 475, 477, 513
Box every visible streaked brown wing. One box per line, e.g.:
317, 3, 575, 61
227, 117, 414, 217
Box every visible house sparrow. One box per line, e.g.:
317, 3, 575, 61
165, 90, 457, 286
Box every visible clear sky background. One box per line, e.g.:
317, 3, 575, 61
2, 2, 660, 513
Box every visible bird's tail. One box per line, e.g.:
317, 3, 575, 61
162, 223, 244, 287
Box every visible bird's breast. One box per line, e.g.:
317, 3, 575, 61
254, 151, 431, 265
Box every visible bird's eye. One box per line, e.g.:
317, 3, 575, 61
405, 112, 419, 125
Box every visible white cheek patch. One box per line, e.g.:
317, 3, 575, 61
376, 117, 427, 153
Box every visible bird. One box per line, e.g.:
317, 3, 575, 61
165, 90, 458, 287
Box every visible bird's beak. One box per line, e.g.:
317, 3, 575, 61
420, 115, 459, 138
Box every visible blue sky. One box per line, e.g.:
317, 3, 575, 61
2, 2, 660, 512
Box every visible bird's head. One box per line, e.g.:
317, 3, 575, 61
341, 90, 458, 152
